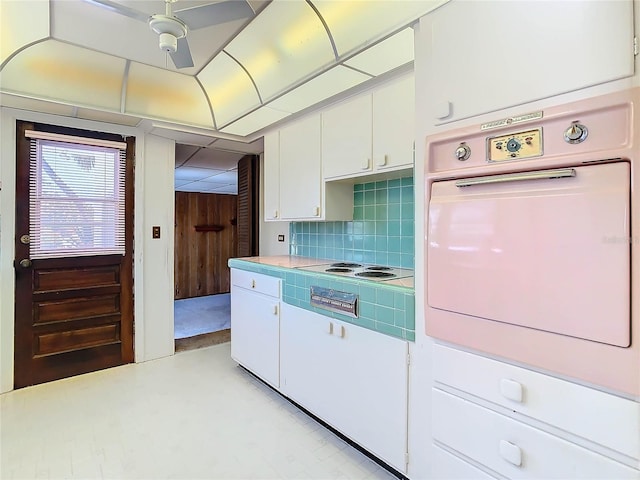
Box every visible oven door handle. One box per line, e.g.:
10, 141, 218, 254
455, 168, 576, 188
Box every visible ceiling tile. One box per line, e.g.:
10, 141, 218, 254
343, 28, 414, 76
175, 144, 201, 166
185, 149, 244, 170
220, 106, 290, 137
210, 137, 264, 154
225, 0, 336, 102
174, 178, 193, 187
174, 166, 225, 181
268, 65, 371, 113
204, 171, 238, 184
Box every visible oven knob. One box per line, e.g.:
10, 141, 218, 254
455, 143, 471, 161
506, 138, 521, 152
564, 122, 588, 144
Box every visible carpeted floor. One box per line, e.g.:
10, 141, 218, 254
174, 293, 231, 339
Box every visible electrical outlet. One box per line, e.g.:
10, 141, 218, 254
278, 235, 285, 242
152, 226, 161, 239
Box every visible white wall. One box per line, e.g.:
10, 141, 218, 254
408, 1, 640, 478
0, 109, 176, 393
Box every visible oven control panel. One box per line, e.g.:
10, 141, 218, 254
487, 128, 543, 162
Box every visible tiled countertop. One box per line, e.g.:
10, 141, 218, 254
229, 256, 415, 341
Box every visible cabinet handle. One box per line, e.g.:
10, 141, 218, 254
272, 304, 278, 315
362, 158, 370, 170
499, 440, 522, 467
328, 322, 334, 335
314, 206, 320, 216
251, 279, 256, 289
500, 378, 524, 403
337, 325, 345, 338
377, 155, 388, 167
274, 209, 279, 218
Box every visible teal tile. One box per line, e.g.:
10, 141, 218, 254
352, 221, 364, 235
359, 284, 376, 301
375, 251, 388, 265
364, 182, 376, 190
375, 180, 388, 189
354, 183, 364, 192
353, 206, 364, 220
401, 176, 413, 186
388, 187, 401, 204
359, 301, 375, 319
375, 189, 388, 205
375, 322, 403, 338
401, 202, 414, 219
363, 221, 375, 235
364, 190, 375, 205
364, 206, 375, 221
388, 204, 401, 220
375, 305, 395, 325
345, 222, 354, 234
354, 191, 364, 206
401, 219, 414, 236
406, 296, 415, 329
376, 221, 388, 235
388, 252, 401, 266
326, 223, 334, 234
405, 331, 416, 342
401, 185, 414, 202
388, 220, 401, 235
363, 251, 375, 263
377, 288, 395, 308
375, 235, 388, 251
400, 254, 414, 269
388, 237, 401, 253
394, 310, 406, 328
401, 236, 414, 253
375, 205, 387, 221
388, 178, 402, 187
309, 223, 318, 233
394, 292, 406, 309
353, 235, 364, 250
302, 223, 310, 233
356, 318, 375, 330
318, 222, 326, 233
364, 235, 376, 250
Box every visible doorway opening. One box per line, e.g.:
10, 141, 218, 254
173, 145, 259, 352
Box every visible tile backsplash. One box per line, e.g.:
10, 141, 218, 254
290, 177, 414, 269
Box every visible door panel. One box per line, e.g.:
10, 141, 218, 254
14, 121, 134, 388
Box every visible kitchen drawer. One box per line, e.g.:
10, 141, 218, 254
433, 344, 639, 459
231, 269, 280, 298
431, 445, 497, 479
432, 388, 639, 479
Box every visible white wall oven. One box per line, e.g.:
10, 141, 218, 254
424, 89, 639, 397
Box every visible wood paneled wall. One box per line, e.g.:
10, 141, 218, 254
174, 192, 237, 299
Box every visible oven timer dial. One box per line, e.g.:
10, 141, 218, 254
455, 142, 471, 161
564, 122, 588, 144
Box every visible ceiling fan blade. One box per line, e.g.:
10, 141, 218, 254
83, 0, 149, 23
170, 37, 195, 68
175, 0, 255, 30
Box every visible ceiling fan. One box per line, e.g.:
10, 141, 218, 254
84, 0, 256, 68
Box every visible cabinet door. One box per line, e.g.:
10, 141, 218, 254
373, 75, 415, 171
421, 0, 635, 124
279, 115, 322, 220
280, 304, 409, 472
230, 285, 280, 388
322, 94, 372, 179
263, 131, 280, 221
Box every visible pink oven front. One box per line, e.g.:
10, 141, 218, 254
425, 88, 639, 397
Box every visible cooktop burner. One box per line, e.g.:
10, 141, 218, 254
326, 267, 353, 273
331, 262, 363, 268
355, 271, 396, 278
366, 266, 393, 271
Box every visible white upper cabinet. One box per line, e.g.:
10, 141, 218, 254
373, 74, 415, 171
322, 74, 415, 180
419, 0, 635, 125
278, 115, 322, 220
263, 131, 280, 221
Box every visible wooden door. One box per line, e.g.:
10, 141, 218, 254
236, 155, 259, 258
14, 121, 135, 388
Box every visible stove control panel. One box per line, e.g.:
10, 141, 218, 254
487, 128, 543, 162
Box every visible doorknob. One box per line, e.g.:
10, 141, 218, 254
19, 258, 32, 268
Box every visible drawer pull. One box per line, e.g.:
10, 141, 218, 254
328, 322, 334, 335
499, 440, 522, 467
272, 305, 278, 315
337, 325, 345, 338
500, 378, 524, 403
251, 279, 256, 289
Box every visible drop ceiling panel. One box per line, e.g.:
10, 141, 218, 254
0, 94, 75, 117
225, 0, 336, 102
219, 106, 290, 137
175, 144, 201, 165
313, 0, 440, 57
343, 28, 414, 76
211, 137, 264, 154
0, 40, 125, 111
126, 62, 213, 127
204, 170, 238, 184
198, 53, 261, 127
185, 149, 244, 170
0, 0, 48, 65
268, 65, 371, 113
174, 166, 225, 181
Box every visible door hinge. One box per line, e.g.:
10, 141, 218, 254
405, 452, 410, 468
407, 352, 411, 366
634, 37, 638, 56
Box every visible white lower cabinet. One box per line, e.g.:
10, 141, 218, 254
230, 270, 281, 388
432, 344, 640, 479
280, 303, 409, 473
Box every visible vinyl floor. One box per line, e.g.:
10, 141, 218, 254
1, 343, 398, 480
